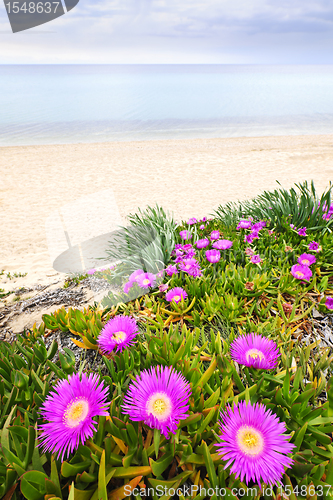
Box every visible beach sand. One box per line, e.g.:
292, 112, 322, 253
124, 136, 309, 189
1, 134, 333, 291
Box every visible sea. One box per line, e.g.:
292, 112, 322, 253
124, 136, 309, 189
1, 64, 333, 146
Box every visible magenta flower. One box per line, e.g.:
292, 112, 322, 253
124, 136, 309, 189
245, 247, 255, 257
159, 283, 169, 293
122, 366, 191, 438
136, 272, 156, 289
202, 217, 207, 222
165, 287, 188, 304
212, 239, 233, 250
195, 238, 210, 249
98, 315, 139, 354
308, 241, 319, 251
237, 220, 252, 230
165, 264, 178, 276
123, 281, 133, 294
250, 254, 262, 264
244, 233, 256, 244
290, 224, 296, 229
216, 401, 295, 486
179, 258, 202, 277
298, 227, 307, 236
87, 269, 96, 275
205, 249, 221, 263
291, 264, 312, 281
128, 269, 145, 283
325, 297, 333, 310
187, 218, 197, 225
210, 230, 220, 240
297, 253, 316, 266
179, 230, 192, 240
199, 224, 205, 230
230, 333, 280, 370
38, 373, 109, 461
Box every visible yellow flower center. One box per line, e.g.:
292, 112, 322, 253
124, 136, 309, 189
64, 398, 89, 428
143, 279, 150, 285
146, 392, 172, 421
113, 331, 126, 343
302, 259, 309, 265
295, 271, 304, 278
173, 295, 181, 302
237, 426, 264, 456
246, 348, 264, 362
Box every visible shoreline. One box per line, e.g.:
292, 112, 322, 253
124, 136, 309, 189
1, 133, 333, 286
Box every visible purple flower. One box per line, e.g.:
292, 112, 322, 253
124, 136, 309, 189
325, 296, 333, 309
159, 283, 169, 293
308, 241, 319, 251
244, 234, 255, 244
251, 221, 266, 231
237, 220, 252, 230
128, 269, 145, 283
195, 238, 210, 249
210, 230, 220, 240
87, 269, 96, 275
298, 227, 307, 237
179, 258, 202, 277
187, 218, 197, 225
179, 230, 192, 240
38, 373, 109, 461
122, 366, 191, 438
165, 265, 178, 276
136, 272, 156, 289
212, 239, 233, 250
245, 247, 255, 256
199, 224, 205, 230
291, 264, 312, 281
216, 401, 295, 486
98, 315, 139, 354
165, 287, 188, 303
205, 249, 221, 263
290, 224, 296, 229
297, 253, 316, 266
202, 217, 207, 222
123, 281, 133, 294
230, 333, 280, 370
250, 254, 262, 264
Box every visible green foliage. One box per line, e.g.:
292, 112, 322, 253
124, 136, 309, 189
104, 204, 178, 278
215, 180, 333, 234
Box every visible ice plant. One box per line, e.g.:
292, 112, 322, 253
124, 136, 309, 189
87, 269, 96, 275
165, 264, 178, 276
128, 269, 145, 283
212, 239, 233, 250
298, 227, 307, 236
205, 249, 221, 263
122, 366, 191, 438
230, 333, 280, 370
237, 220, 252, 230
187, 218, 197, 225
298, 253, 316, 266
308, 241, 319, 251
98, 315, 139, 354
250, 254, 262, 265
165, 287, 188, 304
38, 373, 109, 461
325, 296, 333, 310
210, 230, 220, 240
245, 247, 255, 257
216, 401, 295, 486
179, 258, 202, 277
136, 272, 156, 289
179, 230, 192, 240
291, 264, 312, 281
195, 238, 210, 249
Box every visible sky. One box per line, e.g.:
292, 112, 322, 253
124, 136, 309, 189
1, 0, 333, 64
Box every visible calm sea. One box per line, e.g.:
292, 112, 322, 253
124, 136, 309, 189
1, 64, 333, 146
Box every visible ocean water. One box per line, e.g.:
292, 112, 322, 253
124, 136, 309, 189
1, 64, 333, 146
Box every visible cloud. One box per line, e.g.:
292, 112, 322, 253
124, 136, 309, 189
0, 0, 333, 63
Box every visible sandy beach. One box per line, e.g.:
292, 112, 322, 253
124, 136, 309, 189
1, 134, 333, 288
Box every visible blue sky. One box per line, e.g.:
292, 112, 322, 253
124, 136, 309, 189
1, 0, 333, 63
